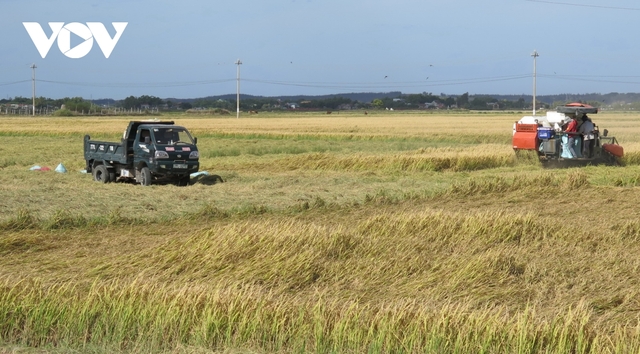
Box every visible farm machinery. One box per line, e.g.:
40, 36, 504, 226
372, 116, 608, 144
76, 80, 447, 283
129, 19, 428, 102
512, 103, 624, 167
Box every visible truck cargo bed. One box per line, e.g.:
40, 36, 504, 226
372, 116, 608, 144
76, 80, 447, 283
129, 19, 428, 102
84, 138, 129, 165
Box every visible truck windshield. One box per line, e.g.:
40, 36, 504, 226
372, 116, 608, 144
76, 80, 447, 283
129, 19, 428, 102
153, 128, 194, 145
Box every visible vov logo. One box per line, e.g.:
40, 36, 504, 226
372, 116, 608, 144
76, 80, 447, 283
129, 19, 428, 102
23, 22, 128, 59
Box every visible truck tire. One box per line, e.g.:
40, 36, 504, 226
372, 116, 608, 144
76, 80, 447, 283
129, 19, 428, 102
93, 165, 109, 183
140, 167, 152, 186
108, 170, 116, 183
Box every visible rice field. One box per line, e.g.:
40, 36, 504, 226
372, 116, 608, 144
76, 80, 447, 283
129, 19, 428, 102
2, 110, 640, 353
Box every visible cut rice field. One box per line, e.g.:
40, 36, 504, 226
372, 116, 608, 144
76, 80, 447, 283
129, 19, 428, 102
2, 110, 640, 353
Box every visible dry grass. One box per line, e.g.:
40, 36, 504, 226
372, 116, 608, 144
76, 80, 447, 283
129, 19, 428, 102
0, 110, 635, 140
3, 112, 640, 353
0, 112, 512, 137
4, 195, 640, 352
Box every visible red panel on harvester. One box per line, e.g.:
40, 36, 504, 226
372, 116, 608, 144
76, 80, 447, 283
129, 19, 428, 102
603, 144, 624, 157
513, 124, 538, 150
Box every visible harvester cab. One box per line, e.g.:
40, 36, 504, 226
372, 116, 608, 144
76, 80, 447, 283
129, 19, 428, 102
512, 103, 623, 167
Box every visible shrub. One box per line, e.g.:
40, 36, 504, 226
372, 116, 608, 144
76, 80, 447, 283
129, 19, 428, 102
53, 108, 74, 117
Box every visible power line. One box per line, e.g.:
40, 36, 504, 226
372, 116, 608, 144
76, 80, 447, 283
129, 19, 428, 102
37, 79, 234, 88
246, 74, 530, 85
539, 74, 640, 84
243, 75, 531, 89
22, 73, 640, 91
0, 80, 30, 87
28, 75, 531, 90
542, 74, 640, 78
525, 0, 640, 11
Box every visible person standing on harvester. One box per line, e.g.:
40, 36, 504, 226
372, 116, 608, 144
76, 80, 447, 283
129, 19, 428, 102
578, 114, 595, 158
564, 115, 579, 158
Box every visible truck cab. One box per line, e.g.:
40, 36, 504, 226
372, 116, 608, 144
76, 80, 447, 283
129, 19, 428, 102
85, 120, 200, 186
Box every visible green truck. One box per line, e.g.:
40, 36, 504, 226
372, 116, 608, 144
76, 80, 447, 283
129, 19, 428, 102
84, 121, 200, 186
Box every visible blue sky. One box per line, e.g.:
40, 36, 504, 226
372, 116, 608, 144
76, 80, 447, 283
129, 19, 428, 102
0, 0, 638, 99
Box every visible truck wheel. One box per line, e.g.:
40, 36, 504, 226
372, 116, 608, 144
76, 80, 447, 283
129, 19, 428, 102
108, 170, 116, 183
93, 165, 109, 183
140, 167, 152, 186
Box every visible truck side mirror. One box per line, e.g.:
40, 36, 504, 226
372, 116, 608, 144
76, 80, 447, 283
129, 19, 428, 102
144, 136, 151, 144
194, 137, 198, 145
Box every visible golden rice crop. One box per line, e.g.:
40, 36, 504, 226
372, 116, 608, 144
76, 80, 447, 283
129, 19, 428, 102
4, 204, 640, 353
3, 112, 640, 353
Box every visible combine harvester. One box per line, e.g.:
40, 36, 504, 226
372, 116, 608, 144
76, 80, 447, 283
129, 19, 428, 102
512, 103, 624, 167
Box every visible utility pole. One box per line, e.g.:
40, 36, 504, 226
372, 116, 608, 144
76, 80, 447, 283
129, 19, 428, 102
531, 50, 539, 116
235, 59, 242, 119
30, 63, 37, 117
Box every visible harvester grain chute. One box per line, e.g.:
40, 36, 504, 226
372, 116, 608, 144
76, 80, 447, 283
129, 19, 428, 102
512, 103, 623, 167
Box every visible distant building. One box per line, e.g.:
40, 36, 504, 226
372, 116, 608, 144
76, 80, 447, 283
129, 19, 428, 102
486, 102, 499, 110
419, 101, 443, 109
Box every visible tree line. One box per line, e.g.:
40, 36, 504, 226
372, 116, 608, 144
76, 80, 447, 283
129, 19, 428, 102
0, 96, 96, 112
1, 92, 612, 112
